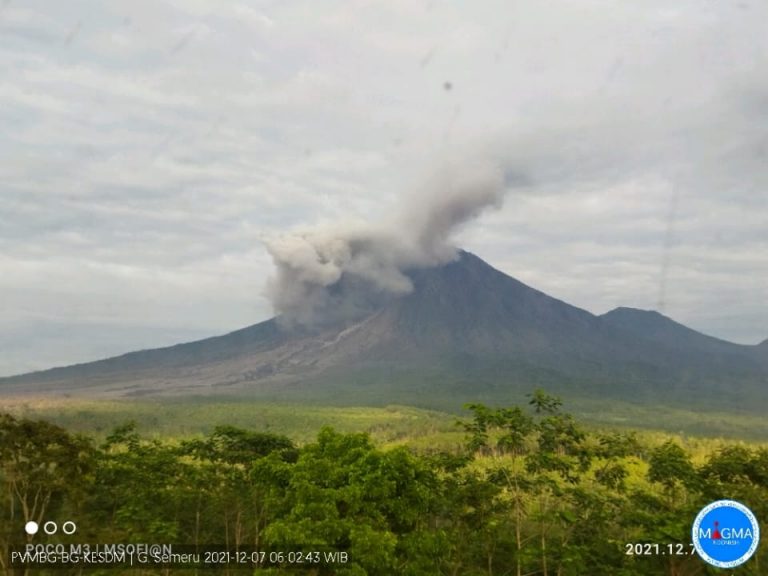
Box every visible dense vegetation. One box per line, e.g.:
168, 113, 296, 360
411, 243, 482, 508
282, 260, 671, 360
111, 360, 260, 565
1, 392, 766, 575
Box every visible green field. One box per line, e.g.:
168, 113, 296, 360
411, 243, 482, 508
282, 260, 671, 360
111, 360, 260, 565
2, 394, 768, 445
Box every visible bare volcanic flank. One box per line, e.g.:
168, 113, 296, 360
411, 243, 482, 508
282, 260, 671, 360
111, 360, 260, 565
1, 251, 766, 410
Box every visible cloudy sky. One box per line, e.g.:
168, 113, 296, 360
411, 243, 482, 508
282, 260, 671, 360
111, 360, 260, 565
1, 0, 767, 376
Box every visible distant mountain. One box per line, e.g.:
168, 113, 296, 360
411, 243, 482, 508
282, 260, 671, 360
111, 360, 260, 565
757, 339, 768, 366
600, 307, 764, 369
600, 307, 746, 354
2, 251, 766, 411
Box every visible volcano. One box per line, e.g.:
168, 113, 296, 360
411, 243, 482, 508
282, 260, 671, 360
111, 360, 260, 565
2, 251, 766, 411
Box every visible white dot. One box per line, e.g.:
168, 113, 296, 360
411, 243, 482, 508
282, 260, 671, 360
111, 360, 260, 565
25, 521, 38, 535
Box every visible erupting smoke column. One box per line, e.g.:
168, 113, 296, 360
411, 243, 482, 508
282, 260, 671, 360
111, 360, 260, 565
265, 162, 508, 326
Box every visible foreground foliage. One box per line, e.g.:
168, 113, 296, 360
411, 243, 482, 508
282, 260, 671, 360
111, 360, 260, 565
1, 393, 766, 575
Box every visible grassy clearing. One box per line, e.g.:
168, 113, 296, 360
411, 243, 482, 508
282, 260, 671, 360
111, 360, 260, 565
2, 393, 768, 452
0, 396, 458, 445
568, 397, 768, 440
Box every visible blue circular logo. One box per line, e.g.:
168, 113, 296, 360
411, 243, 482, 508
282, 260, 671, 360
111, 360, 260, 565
692, 500, 760, 568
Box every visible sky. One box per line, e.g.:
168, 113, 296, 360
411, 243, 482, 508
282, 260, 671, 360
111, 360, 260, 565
1, 0, 767, 376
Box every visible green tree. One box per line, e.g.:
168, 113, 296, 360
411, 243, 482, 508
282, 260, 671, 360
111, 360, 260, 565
648, 440, 695, 497
0, 413, 94, 574
264, 428, 437, 575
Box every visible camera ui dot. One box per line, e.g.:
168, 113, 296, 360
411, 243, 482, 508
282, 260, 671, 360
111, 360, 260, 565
24, 521, 39, 535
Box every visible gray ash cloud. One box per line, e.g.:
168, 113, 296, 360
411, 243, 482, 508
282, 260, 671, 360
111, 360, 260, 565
265, 161, 508, 326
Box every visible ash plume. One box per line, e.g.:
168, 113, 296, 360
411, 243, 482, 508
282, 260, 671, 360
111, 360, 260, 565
265, 162, 508, 327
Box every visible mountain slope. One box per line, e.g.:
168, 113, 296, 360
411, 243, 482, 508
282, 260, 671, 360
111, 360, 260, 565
601, 307, 749, 355
600, 307, 766, 377
1, 251, 766, 411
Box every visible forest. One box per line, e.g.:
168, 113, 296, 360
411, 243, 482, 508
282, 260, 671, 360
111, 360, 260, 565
1, 391, 766, 575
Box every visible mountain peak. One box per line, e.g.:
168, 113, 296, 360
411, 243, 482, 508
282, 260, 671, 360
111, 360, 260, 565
600, 306, 743, 353
602, 306, 666, 320
1, 252, 765, 412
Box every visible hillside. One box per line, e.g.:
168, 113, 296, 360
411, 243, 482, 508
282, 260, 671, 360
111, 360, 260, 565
1, 251, 766, 411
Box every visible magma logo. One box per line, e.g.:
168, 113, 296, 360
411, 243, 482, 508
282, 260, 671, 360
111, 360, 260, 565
692, 500, 760, 568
